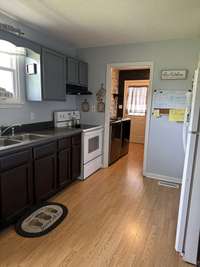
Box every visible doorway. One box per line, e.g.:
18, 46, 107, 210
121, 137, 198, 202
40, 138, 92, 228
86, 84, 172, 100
104, 62, 154, 176
123, 79, 149, 144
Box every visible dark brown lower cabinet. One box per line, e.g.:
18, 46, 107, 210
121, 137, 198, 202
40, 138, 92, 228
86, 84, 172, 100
0, 133, 82, 226
34, 142, 57, 202
58, 135, 81, 185
58, 147, 71, 188
34, 154, 57, 202
0, 150, 33, 224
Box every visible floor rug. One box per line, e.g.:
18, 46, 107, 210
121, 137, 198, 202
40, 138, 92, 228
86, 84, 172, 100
15, 202, 68, 237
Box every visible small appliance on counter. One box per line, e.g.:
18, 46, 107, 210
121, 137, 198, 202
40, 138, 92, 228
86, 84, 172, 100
54, 111, 104, 180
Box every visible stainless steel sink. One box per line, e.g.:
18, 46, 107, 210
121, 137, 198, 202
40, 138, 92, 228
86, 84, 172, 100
0, 138, 22, 147
12, 133, 48, 142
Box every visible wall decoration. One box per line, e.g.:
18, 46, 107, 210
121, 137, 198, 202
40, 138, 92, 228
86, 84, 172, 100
96, 83, 106, 112
161, 70, 187, 80
153, 89, 187, 109
26, 63, 37, 75
97, 100, 105, 112
81, 99, 90, 112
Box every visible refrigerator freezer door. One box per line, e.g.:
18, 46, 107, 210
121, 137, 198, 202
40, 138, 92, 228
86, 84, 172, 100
183, 136, 200, 264
189, 68, 200, 133
175, 132, 198, 253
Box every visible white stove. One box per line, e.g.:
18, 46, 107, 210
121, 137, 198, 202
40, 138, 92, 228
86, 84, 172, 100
54, 111, 103, 180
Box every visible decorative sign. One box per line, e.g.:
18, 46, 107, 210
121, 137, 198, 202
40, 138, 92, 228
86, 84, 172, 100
0, 23, 24, 36
161, 70, 187, 80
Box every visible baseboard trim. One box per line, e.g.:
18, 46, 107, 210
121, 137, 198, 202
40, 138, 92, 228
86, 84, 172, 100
143, 172, 182, 184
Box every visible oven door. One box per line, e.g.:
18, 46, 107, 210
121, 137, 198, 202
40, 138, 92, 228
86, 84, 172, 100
83, 129, 103, 164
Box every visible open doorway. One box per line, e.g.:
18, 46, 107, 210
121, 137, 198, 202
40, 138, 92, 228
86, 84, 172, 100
104, 62, 154, 176
123, 79, 149, 144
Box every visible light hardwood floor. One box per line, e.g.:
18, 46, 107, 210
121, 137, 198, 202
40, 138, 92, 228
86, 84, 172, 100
0, 144, 192, 267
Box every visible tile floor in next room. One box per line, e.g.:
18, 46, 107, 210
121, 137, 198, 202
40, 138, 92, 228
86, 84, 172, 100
0, 143, 191, 267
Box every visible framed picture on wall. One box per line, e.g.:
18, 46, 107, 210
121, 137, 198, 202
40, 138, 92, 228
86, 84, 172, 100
161, 69, 188, 80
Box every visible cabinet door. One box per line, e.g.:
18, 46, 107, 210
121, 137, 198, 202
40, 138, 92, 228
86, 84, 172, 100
121, 119, 131, 156
58, 148, 71, 188
109, 121, 122, 164
79, 61, 88, 86
34, 154, 57, 202
72, 143, 81, 180
0, 163, 33, 221
42, 48, 66, 101
66, 57, 79, 85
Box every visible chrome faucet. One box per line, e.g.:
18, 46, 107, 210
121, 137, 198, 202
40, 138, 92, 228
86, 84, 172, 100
0, 123, 21, 137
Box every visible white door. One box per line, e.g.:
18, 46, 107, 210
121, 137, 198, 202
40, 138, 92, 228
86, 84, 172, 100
123, 81, 148, 144
129, 115, 146, 143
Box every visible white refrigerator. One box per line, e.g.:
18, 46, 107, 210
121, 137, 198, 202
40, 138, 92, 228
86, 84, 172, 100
175, 66, 200, 264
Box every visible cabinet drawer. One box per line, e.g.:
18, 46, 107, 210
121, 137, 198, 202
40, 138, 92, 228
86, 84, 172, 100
34, 142, 57, 159
72, 134, 81, 145
58, 137, 71, 151
0, 150, 32, 172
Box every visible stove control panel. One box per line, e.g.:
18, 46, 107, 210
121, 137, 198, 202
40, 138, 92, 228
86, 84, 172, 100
54, 111, 80, 128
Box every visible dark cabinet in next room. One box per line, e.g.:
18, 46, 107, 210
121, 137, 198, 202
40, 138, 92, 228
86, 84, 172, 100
109, 118, 131, 165
109, 120, 122, 164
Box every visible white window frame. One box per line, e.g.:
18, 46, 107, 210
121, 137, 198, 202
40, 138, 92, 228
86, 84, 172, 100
0, 46, 23, 106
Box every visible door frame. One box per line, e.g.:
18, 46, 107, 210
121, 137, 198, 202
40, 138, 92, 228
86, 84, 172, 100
103, 61, 154, 176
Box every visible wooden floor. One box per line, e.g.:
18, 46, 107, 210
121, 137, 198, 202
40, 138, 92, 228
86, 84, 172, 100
0, 144, 192, 267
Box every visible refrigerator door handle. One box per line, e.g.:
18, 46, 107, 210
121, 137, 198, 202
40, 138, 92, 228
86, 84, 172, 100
182, 123, 188, 153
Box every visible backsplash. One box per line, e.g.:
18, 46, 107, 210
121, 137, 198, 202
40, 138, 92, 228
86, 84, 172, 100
0, 95, 77, 126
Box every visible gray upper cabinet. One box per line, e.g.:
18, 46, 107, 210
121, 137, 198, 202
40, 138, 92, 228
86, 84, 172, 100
79, 61, 88, 86
66, 58, 79, 85
66, 57, 88, 87
42, 48, 66, 101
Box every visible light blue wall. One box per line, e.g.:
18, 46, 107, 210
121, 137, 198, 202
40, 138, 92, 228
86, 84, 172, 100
0, 13, 78, 125
78, 38, 200, 180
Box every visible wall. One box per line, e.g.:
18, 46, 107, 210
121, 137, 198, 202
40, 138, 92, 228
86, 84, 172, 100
0, 12, 78, 125
110, 69, 119, 119
78, 38, 200, 181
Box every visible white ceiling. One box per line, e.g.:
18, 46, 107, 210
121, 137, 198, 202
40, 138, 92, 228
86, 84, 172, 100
0, 0, 200, 48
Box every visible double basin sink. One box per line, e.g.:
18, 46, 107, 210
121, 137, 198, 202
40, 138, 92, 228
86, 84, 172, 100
0, 133, 48, 149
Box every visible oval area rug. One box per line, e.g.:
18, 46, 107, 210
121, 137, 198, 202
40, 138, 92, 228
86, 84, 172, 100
15, 202, 68, 237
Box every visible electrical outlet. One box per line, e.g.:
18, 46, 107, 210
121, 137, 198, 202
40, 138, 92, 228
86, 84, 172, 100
30, 112, 35, 121
92, 104, 96, 112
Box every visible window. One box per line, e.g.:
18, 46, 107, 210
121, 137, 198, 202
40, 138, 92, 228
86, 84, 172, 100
0, 40, 24, 104
126, 86, 147, 116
